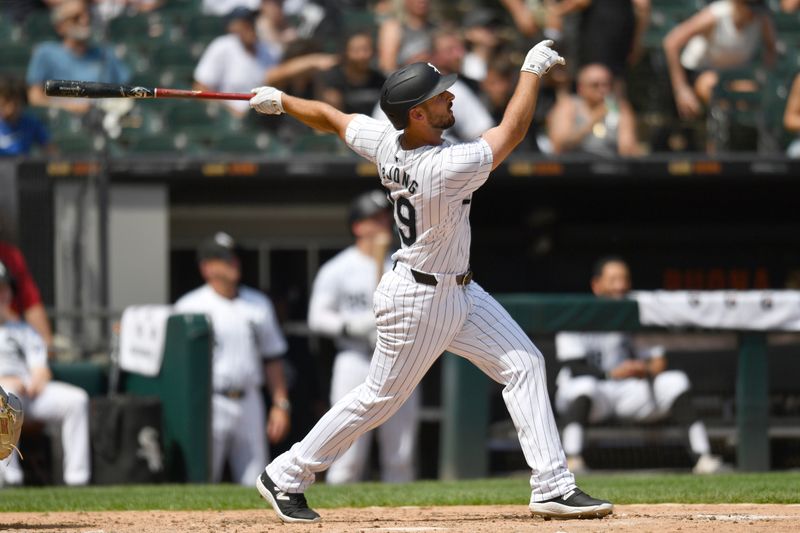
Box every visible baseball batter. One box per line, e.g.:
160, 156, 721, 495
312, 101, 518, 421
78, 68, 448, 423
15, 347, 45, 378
250, 40, 613, 523
555, 256, 723, 475
309, 190, 419, 484
174, 232, 291, 486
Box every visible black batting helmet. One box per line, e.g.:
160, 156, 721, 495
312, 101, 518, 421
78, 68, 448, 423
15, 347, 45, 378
348, 190, 391, 227
380, 62, 457, 130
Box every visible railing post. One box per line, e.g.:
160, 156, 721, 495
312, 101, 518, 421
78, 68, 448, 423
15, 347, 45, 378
439, 352, 488, 480
736, 332, 770, 471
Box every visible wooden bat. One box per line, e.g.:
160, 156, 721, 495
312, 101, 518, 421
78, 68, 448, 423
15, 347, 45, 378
44, 80, 252, 101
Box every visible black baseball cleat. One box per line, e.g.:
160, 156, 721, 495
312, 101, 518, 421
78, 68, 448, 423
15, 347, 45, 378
529, 487, 613, 519
256, 471, 321, 523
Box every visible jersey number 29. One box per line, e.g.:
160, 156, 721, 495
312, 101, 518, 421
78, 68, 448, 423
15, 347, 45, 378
394, 197, 417, 246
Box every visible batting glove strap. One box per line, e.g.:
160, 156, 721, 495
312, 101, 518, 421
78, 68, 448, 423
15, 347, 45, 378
250, 86, 285, 115
520, 40, 565, 78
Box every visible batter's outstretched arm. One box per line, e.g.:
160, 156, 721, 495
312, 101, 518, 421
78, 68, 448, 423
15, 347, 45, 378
250, 86, 356, 140
482, 40, 564, 170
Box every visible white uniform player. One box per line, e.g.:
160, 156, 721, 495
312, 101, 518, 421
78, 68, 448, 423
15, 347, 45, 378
308, 191, 419, 484
174, 232, 291, 486
0, 260, 90, 486
554, 257, 723, 475
250, 40, 613, 523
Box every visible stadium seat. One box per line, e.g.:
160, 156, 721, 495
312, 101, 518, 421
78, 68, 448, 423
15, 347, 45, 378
0, 44, 31, 78
184, 15, 225, 43
0, 15, 23, 44
209, 132, 281, 154
53, 134, 105, 155
341, 8, 376, 34
22, 11, 59, 42
158, 66, 197, 89
708, 67, 763, 151
117, 132, 199, 154
293, 133, 347, 155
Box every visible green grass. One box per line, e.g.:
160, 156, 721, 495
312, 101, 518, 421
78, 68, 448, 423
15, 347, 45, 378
1, 473, 798, 512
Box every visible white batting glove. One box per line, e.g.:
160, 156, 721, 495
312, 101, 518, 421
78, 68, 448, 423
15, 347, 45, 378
520, 40, 565, 78
250, 86, 285, 115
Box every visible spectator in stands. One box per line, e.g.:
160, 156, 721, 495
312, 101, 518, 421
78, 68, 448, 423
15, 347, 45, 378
480, 54, 561, 153
202, 0, 259, 16
256, 0, 297, 57
0, 241, 54, 351
91, 0, 163, 21
785, 72, 800, 158
374, 27, 495, 143
554, 256, 723, 475
547, 63, 641, 156
25, 0, 131, 114
0, 76, 53, 157
194, 7, 283, 117
174, 232, 291, 485
461, 8, 506, 82
663, 0, 776, 121
500, 0, 566, 43
377, 0, 435, 74
782, 0, 800, 11
556, 0, 651, 81
318, 32, 386, 116
0, 259, 91, 486
308, 190, 419, 484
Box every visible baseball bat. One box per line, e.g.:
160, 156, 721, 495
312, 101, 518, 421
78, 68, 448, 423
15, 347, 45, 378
44, 80, 252, 101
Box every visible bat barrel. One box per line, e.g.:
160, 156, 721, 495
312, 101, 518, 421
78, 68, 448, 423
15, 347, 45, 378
44, 80, 252, 101
45, 80, 155, 99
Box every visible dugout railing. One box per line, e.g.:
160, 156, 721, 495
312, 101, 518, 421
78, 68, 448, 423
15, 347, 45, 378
439, 294, 778, 479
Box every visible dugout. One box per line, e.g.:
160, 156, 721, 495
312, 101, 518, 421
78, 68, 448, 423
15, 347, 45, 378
3, 154, 800, 479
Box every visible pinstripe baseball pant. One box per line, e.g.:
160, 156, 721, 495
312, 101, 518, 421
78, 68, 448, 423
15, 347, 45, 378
266, 264, 576, 501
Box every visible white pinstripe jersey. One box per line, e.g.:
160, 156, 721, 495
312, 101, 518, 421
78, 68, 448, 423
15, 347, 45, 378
0, 321, 47, 379
345, 115, 493, 274
175, 284, 287, 391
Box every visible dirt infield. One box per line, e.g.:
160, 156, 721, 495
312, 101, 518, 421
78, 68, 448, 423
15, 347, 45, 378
1, 504, 799, 532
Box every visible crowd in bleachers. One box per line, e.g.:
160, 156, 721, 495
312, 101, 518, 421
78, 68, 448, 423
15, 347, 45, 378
1, 0, 799, 157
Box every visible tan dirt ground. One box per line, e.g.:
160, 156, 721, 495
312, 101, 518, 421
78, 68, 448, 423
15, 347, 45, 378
1, 504, 799, 533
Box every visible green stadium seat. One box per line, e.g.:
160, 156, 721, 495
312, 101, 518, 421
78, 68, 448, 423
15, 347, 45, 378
158, 66, 197, 88
773, 11, 800, 35
150, 45, 197, 67
0, 15, 23, 44
23, 11, 59, 43
0, 44, 30, 78
209, 131, 281, 154
108, 14, 156, 40
157, 0, 202, 16
53, 134, 104, 155
708, 67, 764, 151
184, 15, 225, 42
293, 132, 347, 155
341, 8, 376, 33
117, 132, 199, 154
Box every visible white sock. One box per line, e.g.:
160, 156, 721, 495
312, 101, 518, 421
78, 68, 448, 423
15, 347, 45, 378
562, 423, 584, 457
689, 421, 711, 456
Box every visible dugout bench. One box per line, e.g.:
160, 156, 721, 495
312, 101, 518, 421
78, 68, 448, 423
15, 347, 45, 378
32, 313, 212, 485
439, 294, 791, 479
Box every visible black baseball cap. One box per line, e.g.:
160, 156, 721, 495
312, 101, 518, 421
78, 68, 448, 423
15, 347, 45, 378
197, 232, 239, 262
226, 6, 257, 23
0, 259, 13, 288
348, 190, 391, 226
